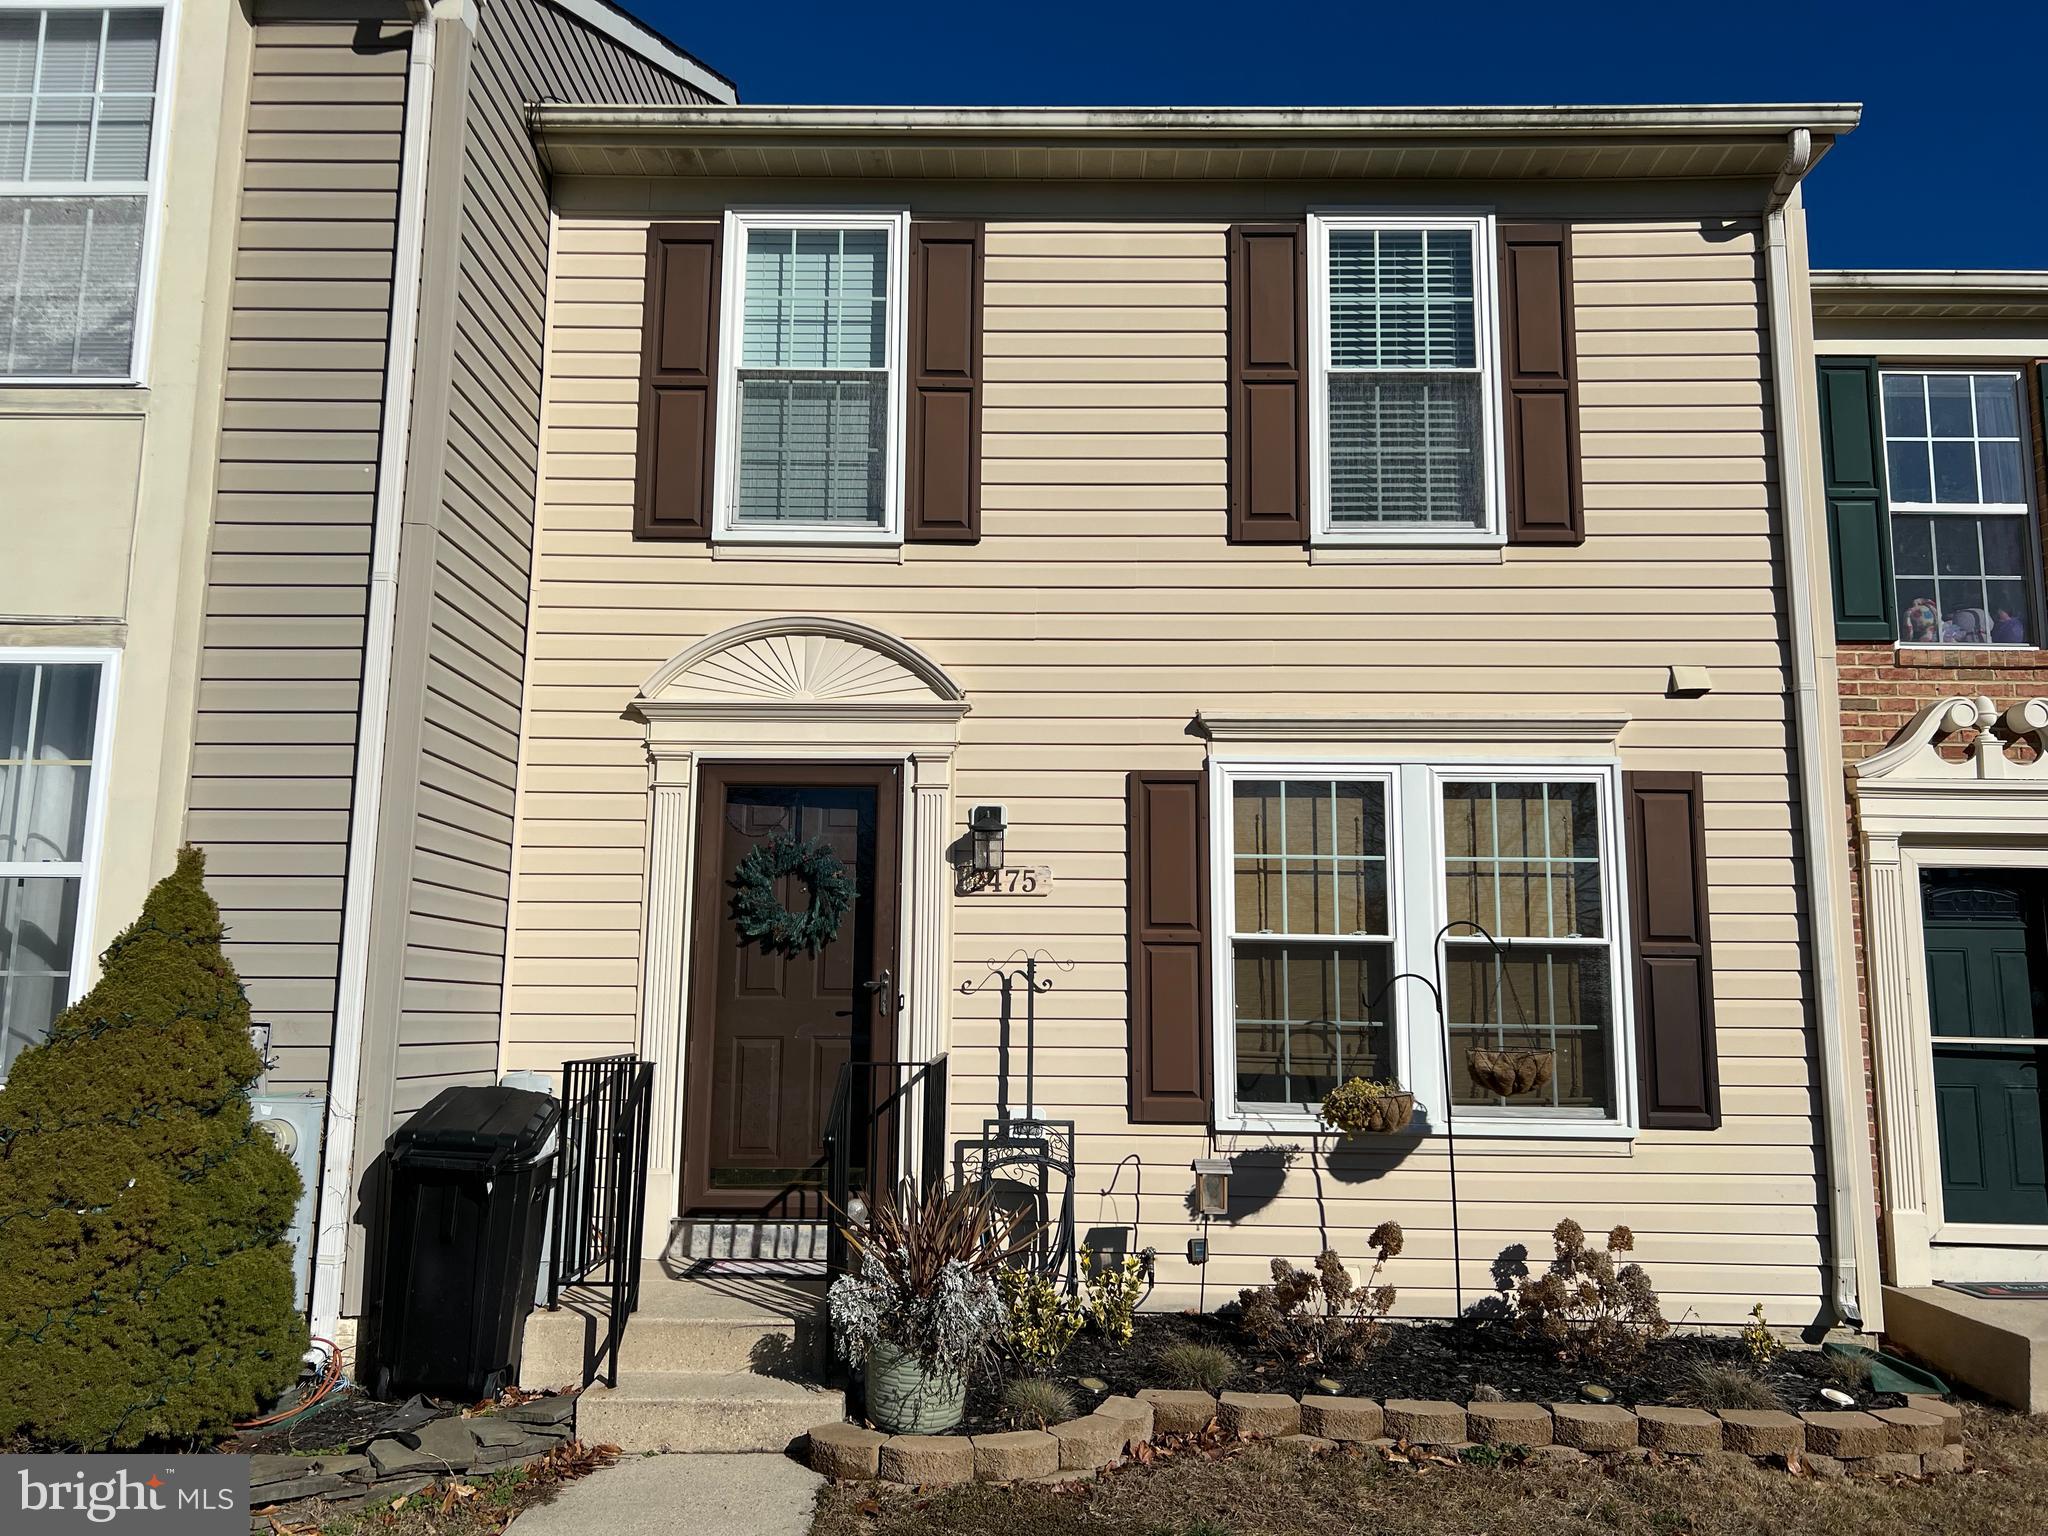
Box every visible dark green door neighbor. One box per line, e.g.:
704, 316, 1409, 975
1923, 870, 2048, 1227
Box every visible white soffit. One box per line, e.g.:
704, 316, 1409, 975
1812, 269, 2048, 322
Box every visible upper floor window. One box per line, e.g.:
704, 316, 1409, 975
715, 211, 907, 543
0, 2, 164, 383
1310, 213, 1503, 545
0, 651, 113, 1080
1881, 368, 2039, 647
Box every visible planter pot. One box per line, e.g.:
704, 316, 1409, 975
864, 1340, 967, 1434
1327, 1091, 1416, 1137
1466, 1048, 1554, 1098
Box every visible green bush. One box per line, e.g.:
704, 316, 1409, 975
0, 847, 307, 1448
1155, 1340, 1236, 1391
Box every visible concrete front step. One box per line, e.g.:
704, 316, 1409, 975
1883, 1283, 2048, 1413
519, 1272, 829, 1390
577, 1371, 846, 1453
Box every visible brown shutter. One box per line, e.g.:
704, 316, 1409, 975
1227, 223, 1309, 545
1623, 771, 1720, 1131
1500, 222, 1583, 547
633, 221, 722, 541
1128, 770, 1211, 1123
905, 220, 985, 543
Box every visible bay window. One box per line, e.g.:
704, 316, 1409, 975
1881, 368, 2039, 647
1310, 212, 1503, 545
0, 3, 166, 382
0, 651, 113, 1078
1212, 759, 1632, 1134
715, 210, 907, 542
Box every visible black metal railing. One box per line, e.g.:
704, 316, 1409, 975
546, 1054, 654, 1387
822, 1055, 948, 1278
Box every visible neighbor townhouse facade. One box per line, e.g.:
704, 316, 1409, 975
2, 0, 735, 1354
499, 103, 1880, 1330
1, 0, 245, 1079
1811, 271, 2048, 1307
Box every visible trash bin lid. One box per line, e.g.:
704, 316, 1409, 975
390, 1085, 560, 1174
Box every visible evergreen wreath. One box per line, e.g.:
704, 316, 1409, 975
731, 831, 858, 955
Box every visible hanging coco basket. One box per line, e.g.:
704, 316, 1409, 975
1466, 1047, 1555, 1098
730, 831, 857, 955
1318, 1078, 1417, 1137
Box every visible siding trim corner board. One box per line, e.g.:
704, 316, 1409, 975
633, 221, 724, 541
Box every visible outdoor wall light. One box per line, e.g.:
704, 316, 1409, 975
1191, 1157, 1232, 1217
968, 803, 1008, 872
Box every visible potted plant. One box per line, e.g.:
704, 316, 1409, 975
1466, 1046, 1555, 1098
827, 1181, 1014, 1434
1318, 1077, 1417, 1137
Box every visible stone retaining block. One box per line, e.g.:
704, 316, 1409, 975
1857, 1452, 1924, 1479
1552, 1403, 1639, 1452
1801, 1410, 1889, 1459
880, 1435, 974, 1486
1922, 1444, 1969, 1475
808, 1423, 890, 1479
1137, 1388, 1218, 1436
1636, 1406, 1721, 1454
973, 1431, 1059, 1481
1299, 1397, 1384, 1443
1908, 1395, 1964, 1445
1716, 1410, 1803, 1458
1871, 1407, 1946, 1454
1466, 1402, 1552, 1447
1219, 1391, 1300, 1438
1052, 1414, 1130, 1471
1383, 1400, 1468, 1446
1097, 1395, 1154, 1449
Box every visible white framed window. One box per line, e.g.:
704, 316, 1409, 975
0, 647, 116, 1081
1209, 756, 1633, 1137
1308, 211, 1504, 547
712, 208, 909, 545
0, 1, 171, 384
1880, 367, 2041, 648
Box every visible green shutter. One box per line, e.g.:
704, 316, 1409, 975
1817, 357, 1895, 641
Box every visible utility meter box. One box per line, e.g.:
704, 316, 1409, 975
250, 1091, 326, 1311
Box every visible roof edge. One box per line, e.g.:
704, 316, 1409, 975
544, 0, 738, 104
1811, 269, 2048, 322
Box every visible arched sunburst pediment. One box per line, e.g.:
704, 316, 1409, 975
634, 616, 968, 721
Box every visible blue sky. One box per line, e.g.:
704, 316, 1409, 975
628, 0, 2046, 271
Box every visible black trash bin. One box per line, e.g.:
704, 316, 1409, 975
371, 1085, 559, 1401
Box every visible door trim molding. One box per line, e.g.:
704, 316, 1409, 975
630, 618, 967, 1249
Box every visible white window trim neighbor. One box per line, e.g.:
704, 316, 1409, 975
1878, 364, 2045, 652
710, 207, 910, 547
1206, 753, 1636, 1138
0, 644, 118, 1085
0, 0, 178, 387
1306, 209, 1506, 548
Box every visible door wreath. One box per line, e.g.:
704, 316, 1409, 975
730, 831, 858, 955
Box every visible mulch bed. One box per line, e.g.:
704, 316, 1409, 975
950, 1311, 1894, 1437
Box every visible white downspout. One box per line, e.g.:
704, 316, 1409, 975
1762, 130, 1874, 1327
306, 1, 441, 1364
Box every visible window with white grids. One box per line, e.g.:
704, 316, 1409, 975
716, 210, 907, 542
0, 652, 113, 1079
1211, 759, 1632, 1135
1881, 368, 2040, 647
1310, 212, 1503, 544
0, 3, 164, 382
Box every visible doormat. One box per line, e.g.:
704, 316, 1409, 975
1938, 1280, 2048, 1299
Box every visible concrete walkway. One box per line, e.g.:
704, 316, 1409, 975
510, 1453, 824, 1536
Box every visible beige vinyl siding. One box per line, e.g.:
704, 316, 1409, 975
357, 0, 718, 1132
508, 211, 1822, 1321
189, 6, 409, 1093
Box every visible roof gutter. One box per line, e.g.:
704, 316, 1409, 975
306, 0, 452, 1365
1760, 134, 1878, 1328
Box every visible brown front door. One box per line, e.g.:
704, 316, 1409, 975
682, 762, 901, 1213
